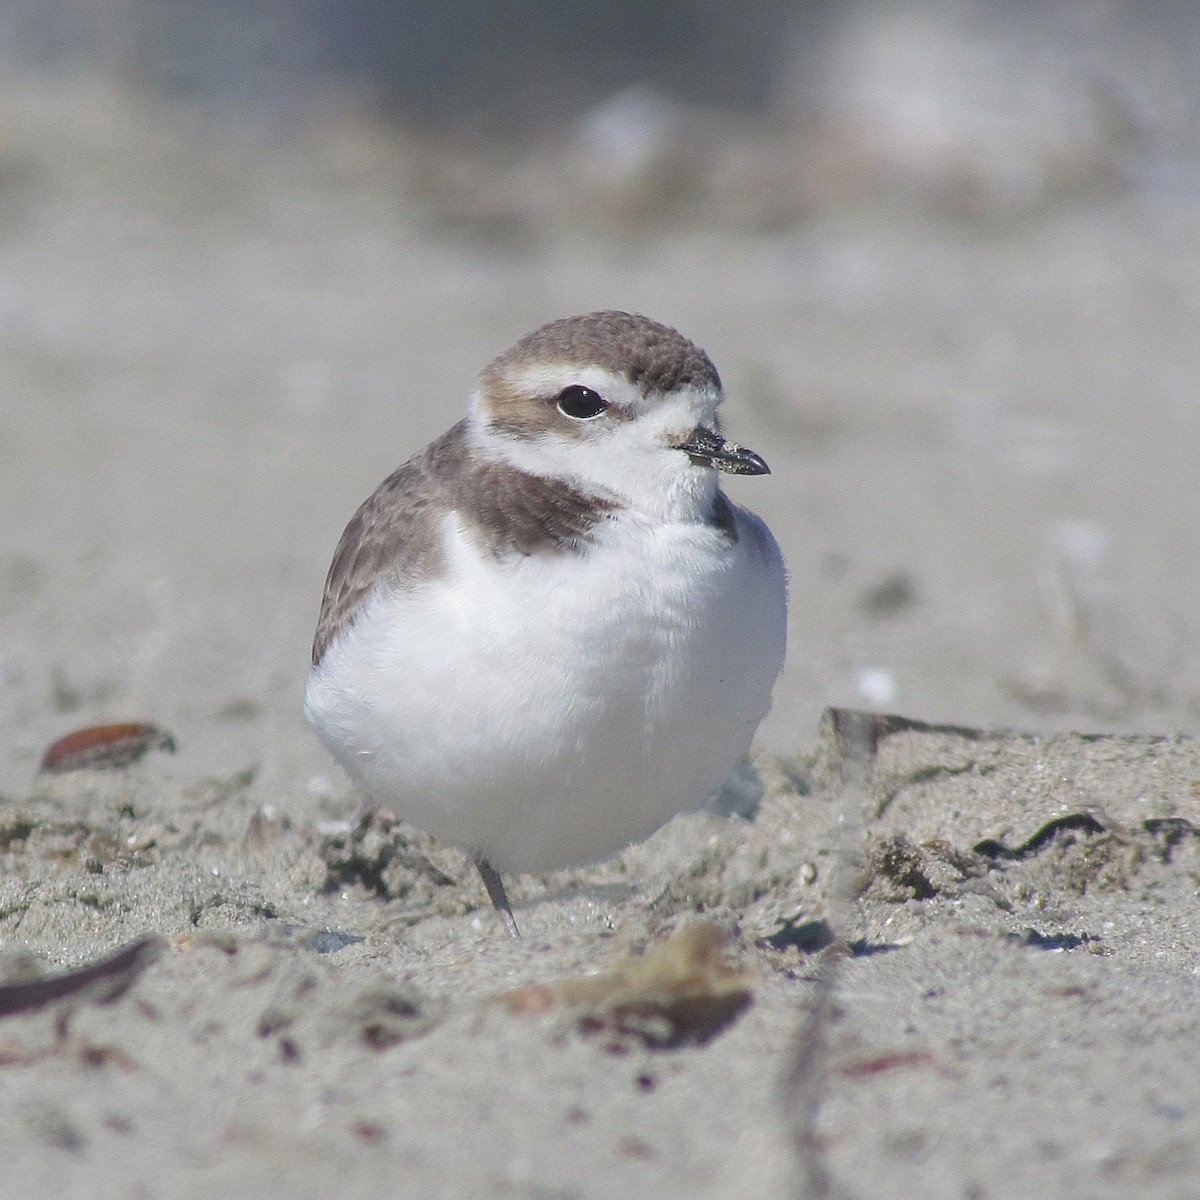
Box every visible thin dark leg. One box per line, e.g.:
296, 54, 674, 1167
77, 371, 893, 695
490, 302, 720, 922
475, 858, 520, 938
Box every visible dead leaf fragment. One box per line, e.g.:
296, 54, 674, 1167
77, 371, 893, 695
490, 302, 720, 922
498, 922, 757, 1049
39, 724, 177, 772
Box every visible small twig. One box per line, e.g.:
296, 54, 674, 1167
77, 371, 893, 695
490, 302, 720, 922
0, 936, 162, 1018
780, 707, 878, 1200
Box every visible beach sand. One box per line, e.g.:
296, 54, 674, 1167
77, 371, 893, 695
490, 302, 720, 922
3, 78, 1200, 1198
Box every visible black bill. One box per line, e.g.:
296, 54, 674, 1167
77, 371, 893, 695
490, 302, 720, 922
673, 425, 770, 476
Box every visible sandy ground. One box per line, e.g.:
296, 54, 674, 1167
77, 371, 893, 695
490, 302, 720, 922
3, 77, 1200, 1198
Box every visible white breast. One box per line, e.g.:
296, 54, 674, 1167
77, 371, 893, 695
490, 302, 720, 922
304, 506, 786, 873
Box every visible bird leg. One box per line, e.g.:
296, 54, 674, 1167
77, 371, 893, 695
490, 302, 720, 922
475, 858, 520, 937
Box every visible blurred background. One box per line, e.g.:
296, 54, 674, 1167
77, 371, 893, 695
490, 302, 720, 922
3, 0, 1200, 795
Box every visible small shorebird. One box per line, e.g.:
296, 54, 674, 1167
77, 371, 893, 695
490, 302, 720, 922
305, 311, 787, 934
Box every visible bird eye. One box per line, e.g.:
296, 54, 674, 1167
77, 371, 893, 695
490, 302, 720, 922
555, 385, 608, 420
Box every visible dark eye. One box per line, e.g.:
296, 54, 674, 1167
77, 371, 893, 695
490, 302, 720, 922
555, 385, 608, 420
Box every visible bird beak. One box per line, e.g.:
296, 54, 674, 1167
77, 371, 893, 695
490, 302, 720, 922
673, 425, 770, 475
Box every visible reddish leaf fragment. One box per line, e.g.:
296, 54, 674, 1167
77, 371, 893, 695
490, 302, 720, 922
835, 1051, 945, 1078
40, 724, 177, 773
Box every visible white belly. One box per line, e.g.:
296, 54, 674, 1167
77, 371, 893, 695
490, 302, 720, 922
304, 511, 786, 873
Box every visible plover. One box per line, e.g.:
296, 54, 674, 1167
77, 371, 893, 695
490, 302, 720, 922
305, 311, 787, 935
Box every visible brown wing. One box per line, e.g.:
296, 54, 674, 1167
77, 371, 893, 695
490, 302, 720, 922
310, 423, 468, 666
310, 419, 621, 666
